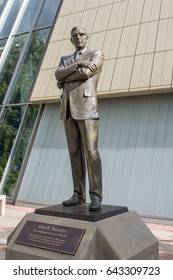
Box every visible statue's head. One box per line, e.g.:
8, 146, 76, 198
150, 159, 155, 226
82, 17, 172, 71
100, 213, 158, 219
70, 26, 89, 51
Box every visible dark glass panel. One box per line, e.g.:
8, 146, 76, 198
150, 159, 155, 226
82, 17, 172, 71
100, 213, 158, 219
0, 38, 7, 57
0, 0, 8, 17
0, 34, 27, 104
2, 105, 39, 196
16, 0, 43, 34
35, 0, 60, 28
0, 105, 25, 182
0, 0, 23, 38
8, 28, 50, 104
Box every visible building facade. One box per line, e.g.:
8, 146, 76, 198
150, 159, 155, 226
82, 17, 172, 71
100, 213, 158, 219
1, 0, 173, 219
0, 0, 62, 196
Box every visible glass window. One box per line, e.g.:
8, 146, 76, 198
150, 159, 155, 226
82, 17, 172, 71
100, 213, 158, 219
35, 0, 60, 29
0, 0, 62, 198
0, 105, 25, 182
8, 28, 50, 104
0, 0, 23, 38
16, 0, 43, 34
0, 34, 27, 104
0, 38, 7, 57
1, 104, 39, 196
0, 0, 8, 17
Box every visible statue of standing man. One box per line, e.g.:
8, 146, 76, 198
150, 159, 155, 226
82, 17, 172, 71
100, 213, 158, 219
55, 27, 104, 211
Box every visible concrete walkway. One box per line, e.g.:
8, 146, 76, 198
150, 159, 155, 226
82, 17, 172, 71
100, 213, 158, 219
0, 204, 173, 260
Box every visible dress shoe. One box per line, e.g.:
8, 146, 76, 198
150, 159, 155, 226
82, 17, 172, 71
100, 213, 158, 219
89, 198, 101, 211
63, 193, 84, 206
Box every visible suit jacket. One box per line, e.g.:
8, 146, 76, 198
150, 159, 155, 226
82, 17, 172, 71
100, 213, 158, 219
55, 48, 104, 120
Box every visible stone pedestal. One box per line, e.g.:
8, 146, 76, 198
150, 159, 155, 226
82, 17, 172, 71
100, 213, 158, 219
6, 204, 159, 260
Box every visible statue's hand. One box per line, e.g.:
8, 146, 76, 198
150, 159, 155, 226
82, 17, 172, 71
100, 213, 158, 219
57, 81, 64, 89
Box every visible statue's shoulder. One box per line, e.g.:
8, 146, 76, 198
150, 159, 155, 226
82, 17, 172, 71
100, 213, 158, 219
86, 48, 104, 56
60, 53, 75, 61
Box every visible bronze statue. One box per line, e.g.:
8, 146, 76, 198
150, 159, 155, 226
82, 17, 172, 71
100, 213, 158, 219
55, 26, 104, 211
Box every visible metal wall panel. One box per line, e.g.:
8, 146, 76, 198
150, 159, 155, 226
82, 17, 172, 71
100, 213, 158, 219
18, 94, 173, 218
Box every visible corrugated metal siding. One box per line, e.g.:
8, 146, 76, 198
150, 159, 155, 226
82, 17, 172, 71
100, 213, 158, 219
18, 94, 173, 218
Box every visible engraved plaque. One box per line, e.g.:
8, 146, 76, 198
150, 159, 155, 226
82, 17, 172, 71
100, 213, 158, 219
15, 220, 85, 255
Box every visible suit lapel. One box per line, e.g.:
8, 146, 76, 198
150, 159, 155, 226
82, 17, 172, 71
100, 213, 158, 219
63, 49, 94, 66
79, 48, 93, 61
64, 53, 76, 66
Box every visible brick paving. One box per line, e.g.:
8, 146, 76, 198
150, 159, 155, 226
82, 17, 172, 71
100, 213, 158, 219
0, 204, 34, 260
159, 253, 173, 260
146, 223, 173, 232
145, 222, 173, 260
0, 205, 173, 260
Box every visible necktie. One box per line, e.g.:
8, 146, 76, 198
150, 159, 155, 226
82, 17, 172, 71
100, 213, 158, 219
74, 51, 81, 61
